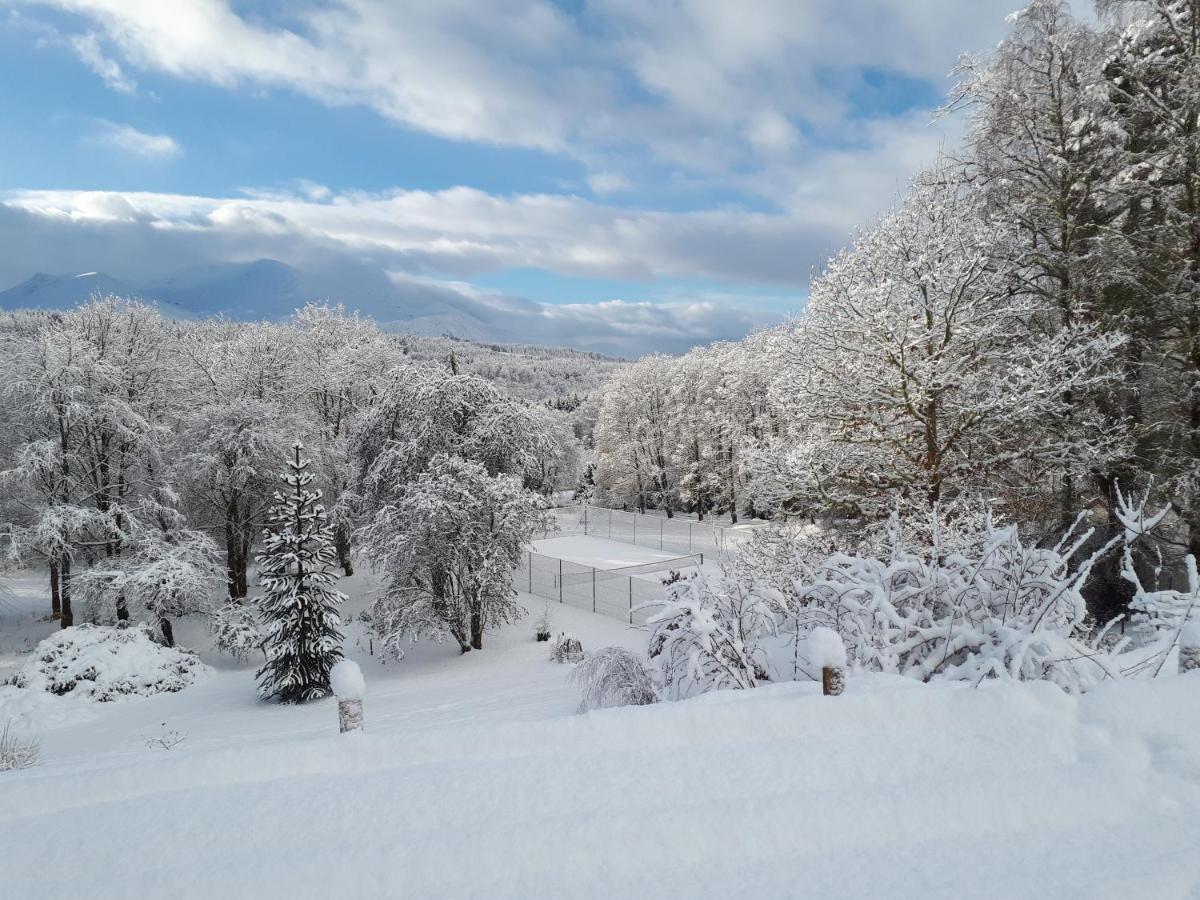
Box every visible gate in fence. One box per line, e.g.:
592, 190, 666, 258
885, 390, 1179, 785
515, 549, 700, 626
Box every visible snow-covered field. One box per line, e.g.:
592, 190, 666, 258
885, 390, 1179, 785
3, 566, 1200, 899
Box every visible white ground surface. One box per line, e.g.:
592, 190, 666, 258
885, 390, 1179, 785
530, 535, 694, 570
2, 565, 1200, 899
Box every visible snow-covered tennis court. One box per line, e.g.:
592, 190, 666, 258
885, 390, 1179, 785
529, 535, 700, 571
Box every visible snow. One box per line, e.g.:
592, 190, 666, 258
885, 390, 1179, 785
532, 535, 693, 570
806, 625, 847, 668
2, 569, 1200, 898
330, 659, 365, 700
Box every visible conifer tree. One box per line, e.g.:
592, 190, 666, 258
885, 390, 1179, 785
256, 442, 346, 703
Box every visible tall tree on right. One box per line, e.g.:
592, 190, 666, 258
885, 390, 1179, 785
1102, 0, 1200, 558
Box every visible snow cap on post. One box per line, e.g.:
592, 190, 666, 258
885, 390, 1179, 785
807, 627, 847, 669
331, 659, 365, 701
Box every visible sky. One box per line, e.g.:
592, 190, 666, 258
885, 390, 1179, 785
0, 0, 1038, 354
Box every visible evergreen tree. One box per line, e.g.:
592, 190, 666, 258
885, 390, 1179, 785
255, 442, 346, 703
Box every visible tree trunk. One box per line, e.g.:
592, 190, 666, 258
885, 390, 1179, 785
115, 592, 129, 622
159, 617, 175, 648
469, 606, 484, 651
335, 523, 354, 576
49, 559, 61, 620
59, 553, 73, 629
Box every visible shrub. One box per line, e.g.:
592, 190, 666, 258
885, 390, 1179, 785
12, 624, 212, 702
571, 647, 657, 711
0, 722, 39, 771
551, 632, 584, 663
210, 602, 263, 660
647, 571, 774, 697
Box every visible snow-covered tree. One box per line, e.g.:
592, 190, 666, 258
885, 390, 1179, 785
255, 443, 346, 703
358, 454, 552, 655
761, 165, 1123, 526
178, 399, 299, 599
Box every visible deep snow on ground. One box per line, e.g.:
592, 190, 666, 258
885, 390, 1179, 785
3, 564, 1200, 899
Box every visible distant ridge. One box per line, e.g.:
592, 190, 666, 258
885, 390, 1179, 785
0, 259, 487, 337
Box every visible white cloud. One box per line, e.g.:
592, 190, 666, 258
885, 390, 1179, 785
69, 31, 136, 93
92, 122, 182, 159
0, 199, 774, 354
4, 184, 831, 286
586, 172, 631, 196
23, 0, 1018, 179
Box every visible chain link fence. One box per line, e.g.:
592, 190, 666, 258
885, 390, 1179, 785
515, 549, 697, 626
550, 504, 744, 556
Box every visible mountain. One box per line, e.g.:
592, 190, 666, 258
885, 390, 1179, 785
0, 271, 197, 319
0, 259, 478, 333
2, 271, 138, 309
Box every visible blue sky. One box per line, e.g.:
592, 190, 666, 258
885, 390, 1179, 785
0, 0, 1029, 353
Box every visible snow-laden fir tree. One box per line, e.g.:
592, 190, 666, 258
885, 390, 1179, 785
255, 443, 346, 703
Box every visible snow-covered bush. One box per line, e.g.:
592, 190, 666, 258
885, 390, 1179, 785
570, 647, 657, 711
550, 632, 584, 663
792, 514, 1124, 692
535, 603, 553, 642
647, 570, 774, 697
12, 624, 211, 702
0, 722, 39, 771
210, 602, 264, 660
646, 509, 1132, 696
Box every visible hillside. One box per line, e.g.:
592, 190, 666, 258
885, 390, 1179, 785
2, 562, 1197, 899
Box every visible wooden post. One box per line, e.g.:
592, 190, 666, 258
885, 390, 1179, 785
558, 558, 563, 604
822, 665, 845, 696
592, 568, 596, 612
1181, 624, 1200, 674
659, 519, 664, 549
628, 578, 633, 625
338, 698, 363, 733
528, 551, 533, 593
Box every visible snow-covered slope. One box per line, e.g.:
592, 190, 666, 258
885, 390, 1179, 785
1, 569, 1198, 899
0, 271, 197, 319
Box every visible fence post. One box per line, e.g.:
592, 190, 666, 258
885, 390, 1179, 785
592, 567, 596, 613
558, 558, 563, 604
689, 523, 693, 553
633, 516, 637, 546
628, 577, 633, 625
700, 552, 704, 566
660, 519, 664, 549
608, 509, 612, 539
528, 551, 533, 593
583, 504, 588, 535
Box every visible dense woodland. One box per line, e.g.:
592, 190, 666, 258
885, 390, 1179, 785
590, 0, 1200, 625
0, 303, 582, 665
